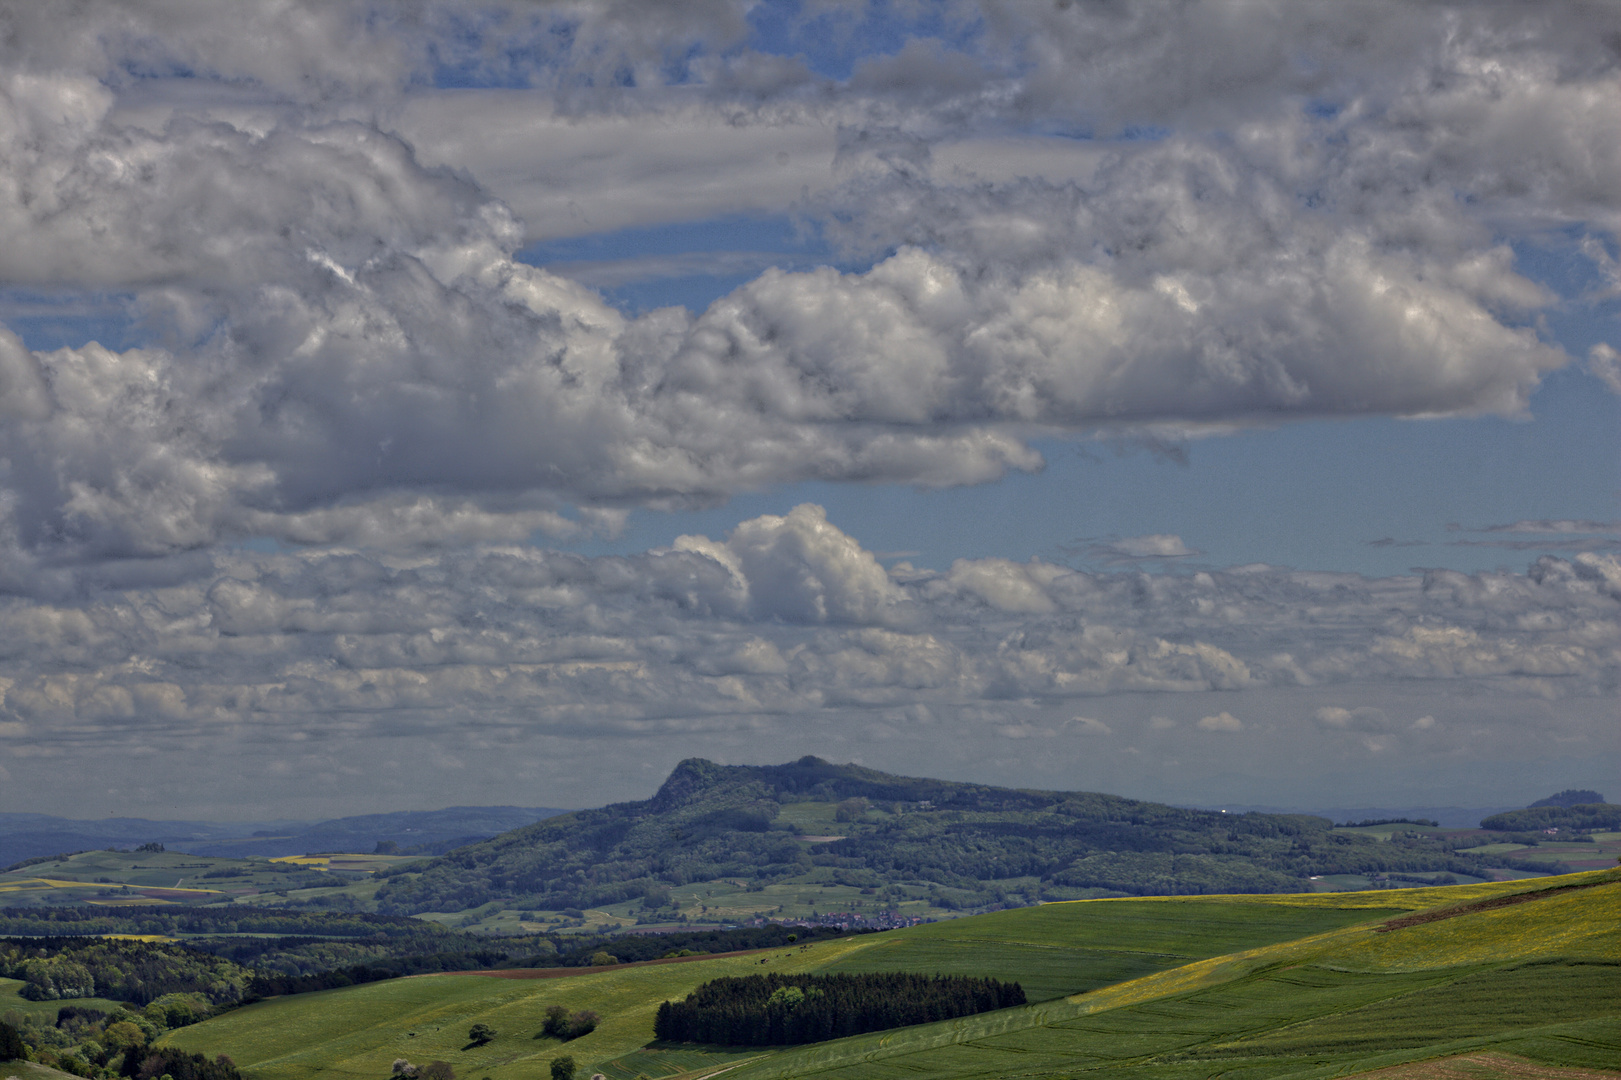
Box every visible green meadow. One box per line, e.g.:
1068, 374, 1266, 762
160, 870, 1621, 1080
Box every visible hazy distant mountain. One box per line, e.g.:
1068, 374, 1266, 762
1192, 804, 1522, 829
0, 806, 569, 867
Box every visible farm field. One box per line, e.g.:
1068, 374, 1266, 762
1, 847, 985, 930
1325, 823, 1621, 881
1343, 1052, 1621, 1080
161, 868, 1621, 1080
0, 849, 425, 911
419, 874, 967, 937
1461, 831, 1621, 874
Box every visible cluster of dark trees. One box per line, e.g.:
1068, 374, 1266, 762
654, 972, 1026, 1046
0, 1020, 24, 1061
245, 963, 402, 999
125, 1047, 242, 1080
373, 757, 1542, 916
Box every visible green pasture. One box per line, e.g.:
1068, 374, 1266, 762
756, 959, 1619, 1080
818, 895, 1398, 1001
430, 873, 966, 936
159, 887, 1429, 1078
160, 871, 1621, 1080
160, 939, 877, 1080
719, 874, 1621, 1080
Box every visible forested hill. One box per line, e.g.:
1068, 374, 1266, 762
372, 757, 1497, 915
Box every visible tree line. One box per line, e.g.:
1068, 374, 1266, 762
0, 1002, 240, 1079
0, 938, 248, 1007
0, 906, 446, 939
653, 972, 1026, 1046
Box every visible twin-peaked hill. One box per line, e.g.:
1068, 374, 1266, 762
373, 758, 1509, 915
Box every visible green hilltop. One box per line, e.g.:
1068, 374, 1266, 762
371, 757, 1523, 917
157, 869, 1621, 1080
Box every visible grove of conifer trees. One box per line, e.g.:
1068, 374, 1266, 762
654, 972, 1025, 1045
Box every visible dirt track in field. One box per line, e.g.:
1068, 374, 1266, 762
1349, 1052, 1621, 1080
1376, 879, 1611, 933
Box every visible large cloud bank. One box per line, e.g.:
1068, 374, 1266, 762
0, 1, 1612, 572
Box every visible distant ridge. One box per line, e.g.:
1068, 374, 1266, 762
0, 806, 571, 867
1193, 803, 1521, 829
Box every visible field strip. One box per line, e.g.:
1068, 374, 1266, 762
678, 1056, 769, 1080
910, 932, 1189, 957
1346, 1053, 1621, 1080
455, 949, 781, 979
1293, 1015, 1621, 1080
1376, 878, 1612, 932
1066, 922, 1385, 1012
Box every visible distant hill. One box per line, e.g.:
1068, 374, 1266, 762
0, 806, 569, 867
373, 757, 1507, 915
1481, 802, 1621, 832
1529, 788, 1607, 809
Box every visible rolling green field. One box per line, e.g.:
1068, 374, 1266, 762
159, 870, 1621, 1080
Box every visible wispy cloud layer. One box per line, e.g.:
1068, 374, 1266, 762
0, 505, 1615, 812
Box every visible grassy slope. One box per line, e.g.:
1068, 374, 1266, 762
158, 889, 1428, 1080
816, 894, 1393, 1002
160, 871, 1621, 1080
721, 871, 1621, 1080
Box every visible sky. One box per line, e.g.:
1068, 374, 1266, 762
0, 0, 1615, 822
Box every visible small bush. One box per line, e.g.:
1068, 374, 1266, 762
538, 1006, 597, 1041
0, 1020, 25, 1062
